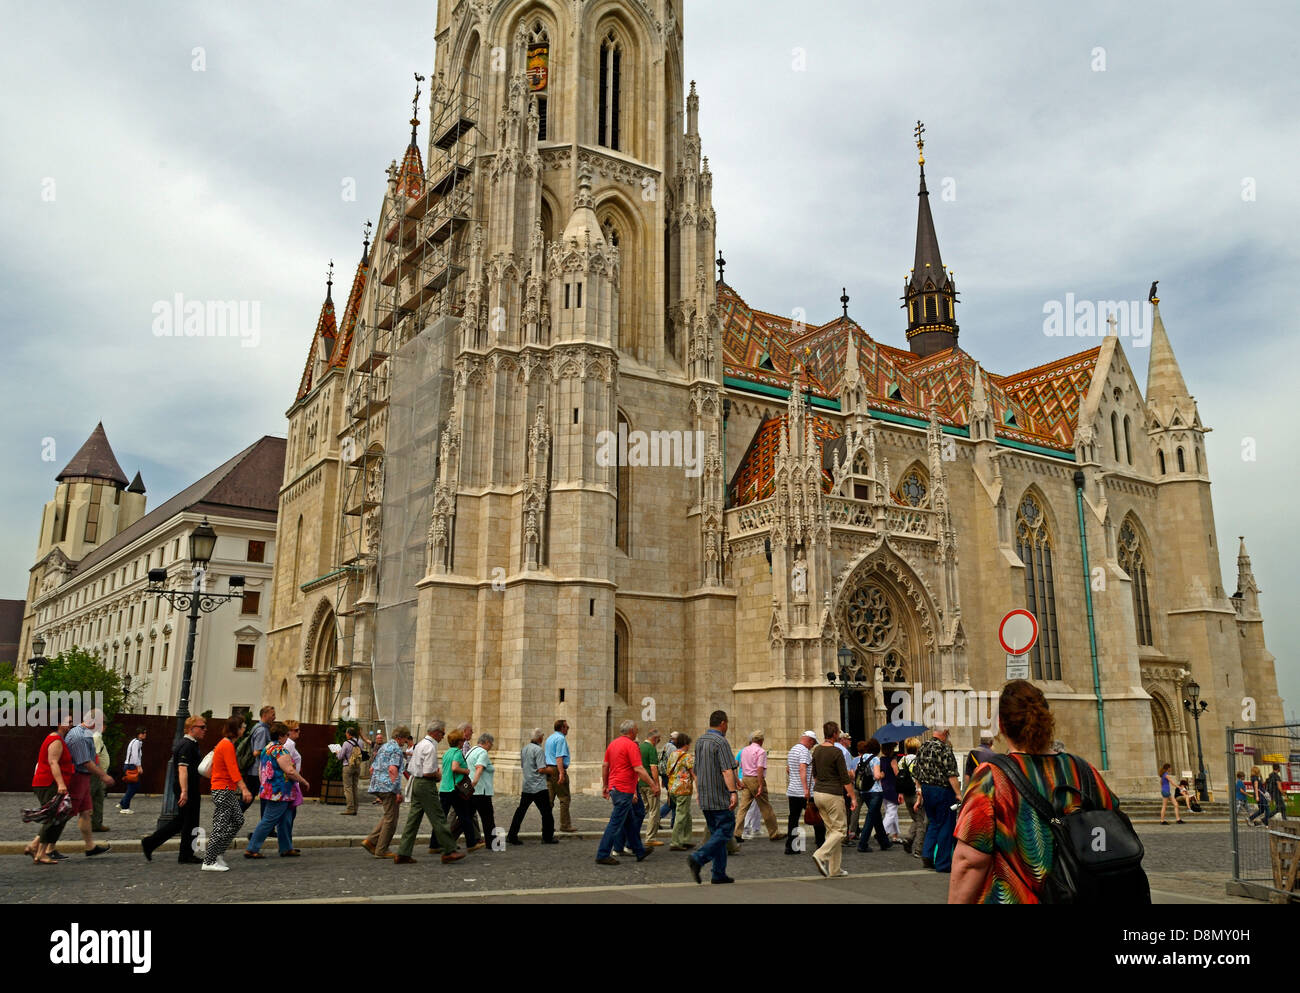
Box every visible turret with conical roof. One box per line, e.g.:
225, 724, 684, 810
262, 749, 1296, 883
56, 422, 128, 487
902, 122, 959, 357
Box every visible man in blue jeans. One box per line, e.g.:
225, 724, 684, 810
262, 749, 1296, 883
913, 724, 961, 872
689, 710, 740, 884
596, 720, 659, 864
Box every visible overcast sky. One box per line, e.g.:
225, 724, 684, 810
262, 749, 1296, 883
2, 1, 1296, 713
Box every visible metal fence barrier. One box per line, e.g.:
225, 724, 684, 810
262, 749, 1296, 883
1226, 723, 1299, 902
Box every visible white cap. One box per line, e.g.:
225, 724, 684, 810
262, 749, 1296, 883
802, 730, 818, 741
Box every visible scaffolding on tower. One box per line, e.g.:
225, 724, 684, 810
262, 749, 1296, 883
328, 65, 482, 731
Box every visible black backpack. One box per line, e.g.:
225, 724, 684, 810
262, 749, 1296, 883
987, 754, 1150, 905
896, 754, 916, 797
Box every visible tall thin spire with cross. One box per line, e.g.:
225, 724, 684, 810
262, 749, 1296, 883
716, 249, 726, 284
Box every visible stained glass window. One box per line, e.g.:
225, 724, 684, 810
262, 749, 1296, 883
1119, 517, 1153, 646
1015, 492, 1062, 680
898, 468, 927, 507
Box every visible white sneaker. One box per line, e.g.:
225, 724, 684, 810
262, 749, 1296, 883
201, 861, 229, 871
117, 807, 133, 815
214, 855, 229, 869
836, 869, 850, 876
813, 853, 829, 877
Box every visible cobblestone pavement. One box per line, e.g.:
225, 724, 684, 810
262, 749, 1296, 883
0, 792, 1257, 903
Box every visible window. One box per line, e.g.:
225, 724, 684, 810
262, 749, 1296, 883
1123, 415, 1132, 465
1158, 449, 1166, 475
1176, 447, 1186, 472
247, 540, 266, 563
232, 705, 251, 719
1118, 518, 1153, 646
162, 642, 169, 671
598, 31, 622, 150
615, 411, 630, 551
128, 605, 134, 628
134, 647, 141, 674
896, 467, 928, 507
236, 644, 255, 670
1110, 412, 1120, 462
1015, 492, 1062, 680
614, 615, 630, 699
147, 646, 154, 673
84, 482, 103, 543
173, 538, 180, 559
527, 22, 549, 141
1195, 447, 1202, 473
241, 591, 262, 615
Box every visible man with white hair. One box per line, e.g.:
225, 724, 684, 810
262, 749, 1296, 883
914, 723, 961, 872
785, 730, 824, 854
64, 709, 113, 857
596, 719, 658, 865
506, 728, 556, 845
394, 721, 466, 866
735, 731, 784, 842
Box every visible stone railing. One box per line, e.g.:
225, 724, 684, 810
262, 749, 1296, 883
726, 496, 938, 541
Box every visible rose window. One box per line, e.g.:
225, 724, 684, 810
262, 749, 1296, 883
846, 583, 896, 651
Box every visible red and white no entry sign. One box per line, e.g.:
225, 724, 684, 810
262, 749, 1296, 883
999, 609, 1039, 656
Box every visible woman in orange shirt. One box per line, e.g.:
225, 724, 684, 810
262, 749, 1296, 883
203, 715, 253, 871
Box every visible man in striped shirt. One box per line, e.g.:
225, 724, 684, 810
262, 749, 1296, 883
688, 710, 739, 885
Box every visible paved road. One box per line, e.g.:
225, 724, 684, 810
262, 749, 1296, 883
0, 792, 1256, 903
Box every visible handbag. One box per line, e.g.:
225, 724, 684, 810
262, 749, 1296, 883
123, 766, 141, 784
804, 799, 823, 826
454, 772, 475, 799
197, 752, 213, 778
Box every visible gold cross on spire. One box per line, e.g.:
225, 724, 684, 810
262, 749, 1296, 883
914, 120, 926, 166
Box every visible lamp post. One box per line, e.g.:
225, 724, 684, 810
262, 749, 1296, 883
27, 632, 48, 689
145, 518, 244, 831
122, 674, 134, 712
1183, 678, 1209, 801
827, 644, 869, 739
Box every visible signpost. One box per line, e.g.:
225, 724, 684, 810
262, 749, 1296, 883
999, 609, 1038, 681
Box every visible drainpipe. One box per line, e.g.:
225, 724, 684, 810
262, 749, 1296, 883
1073, 470, 1108, 768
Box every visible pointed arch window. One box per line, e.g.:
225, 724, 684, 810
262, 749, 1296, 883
1158, 449, 1166, 475
1110, 412, 1120, 462
1195, 447, 1202, 473
1176, 447, 1186, 472
527, 22, 550, 141
598, 31, 622, 151
615, 410, 630, 551
614, 614, 630, 700
1123, 415, 1133, 465
1118, 517, 1153, 646
1015, 493, 1062, 680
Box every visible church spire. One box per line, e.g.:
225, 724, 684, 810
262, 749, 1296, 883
1235, 536, 1260, 613
903, 121, 959, 357
395, 73, 426, 199
1145, 293, 1191, 415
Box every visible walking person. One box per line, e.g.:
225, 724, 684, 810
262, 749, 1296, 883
363, 726, 411, 858
282, 720, 305, 854
785, 730, 824, 854
64, 710, 114, 857
667, 733, 695, 850
142, 715, 207, 863
339, 725, 365, 815
89, 728, 111, 833
734, 731, 784, 842
915, 723, 961, 871
847, 741, 868, 841
687, 711, 739, 884
1246, 765, 1270, 826
899, 736, 926, 858
596, 720, 657, 865
856, 737, 891, 852
880, 742, 903, 843
439, 728, 483, 851
545, 719, 576, 833
27, 714, 75, 864
117, 728, 146, 815
243, 722, 309, 858
244, 705, 275, 799
1158, 763, 1185, 824
1266, 764, 1288, 821
639, 728, 666, 846
466, 732, 497, 846
659, 731, 679, 826
507, 728, 557, 845
203, 716, 253, 871
949, 680, 1130, 903
811, 721, 857, 877
963, 733, 997, 788
394, 722, 465, 865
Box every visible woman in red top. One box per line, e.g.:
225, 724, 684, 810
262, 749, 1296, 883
202, 715, 254, 871
27, 715, 76, 864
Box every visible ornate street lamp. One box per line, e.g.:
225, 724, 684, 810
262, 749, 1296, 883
1183, 678, 1209, 801
827, 644, 869, 739
28, 632, 48, 688
146, 518, 244, 832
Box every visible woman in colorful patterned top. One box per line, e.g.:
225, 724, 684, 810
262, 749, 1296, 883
949, 680, 1119, 904
281, 720, 305, 855
667, 733, 695, 850
244, 722, 310, 858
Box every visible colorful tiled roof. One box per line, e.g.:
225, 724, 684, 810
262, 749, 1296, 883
396, 126, 424, 200
728, 413, 839, 506
330, 246, 370, 371
996, 345, 1102, 449
295, 283, 337, 402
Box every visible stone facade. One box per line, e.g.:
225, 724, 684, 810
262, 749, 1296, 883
262, 0, 1283, 798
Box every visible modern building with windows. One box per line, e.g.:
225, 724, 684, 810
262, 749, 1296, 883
20, 426, 284, 718
261, 0, 1283, 795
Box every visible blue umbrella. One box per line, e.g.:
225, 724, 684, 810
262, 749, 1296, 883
871, 720, 928, 745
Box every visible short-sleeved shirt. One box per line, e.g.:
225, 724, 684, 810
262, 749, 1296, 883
64, 724, 96, 771
258, 741, 291, 801
954, 753, 1118, 904
835, 742, 855, 774
544, 731, 570, 770
466, 745, 494, 795
440, 747, 468, 793
695, 730, 737, 811
915, 737, 959, 788
668, 749, 694, 795
520, 742, 548, 793
866, 755, 884, 792
640, 740, 660, 777
787, 743, 814, 797
811, 744, 851, 796
605, 736, 642, 794
250, 721, 272, 757
739, 742, 768, 778
368, 740, 405, 794
125, 737, 144, 768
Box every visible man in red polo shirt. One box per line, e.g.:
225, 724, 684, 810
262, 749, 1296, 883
596, 720, 659, 865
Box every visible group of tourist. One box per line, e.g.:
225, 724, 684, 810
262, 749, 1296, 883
1237, 763, 1289, 826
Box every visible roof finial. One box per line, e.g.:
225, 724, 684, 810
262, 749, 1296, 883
840, 287, 850, 318
716, 249, 726, 284
410, 72, 425, 145
326, 258, 335, 297
1148, 280, 1159, 305
914, 119, 926, 167
362, 219, 373, 258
